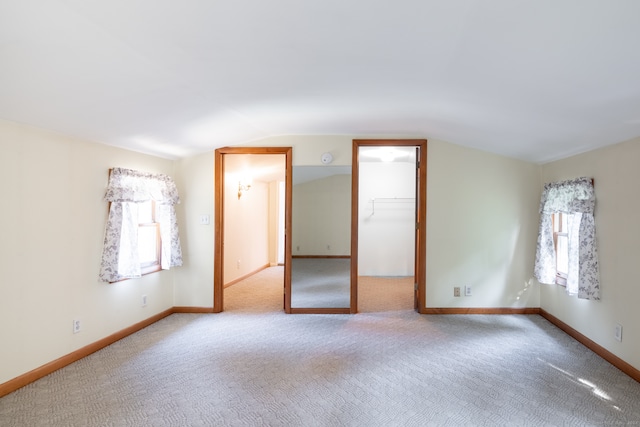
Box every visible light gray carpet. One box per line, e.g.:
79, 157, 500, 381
2, 268, 640, 426
291, 258, 351, 308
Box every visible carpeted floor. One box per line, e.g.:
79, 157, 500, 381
1, 267, 639, 426
231, 264, 413, 312
291, 258, 351, 308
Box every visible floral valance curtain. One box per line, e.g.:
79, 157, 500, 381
99, 168, 183, 282
534, 177, 600, 300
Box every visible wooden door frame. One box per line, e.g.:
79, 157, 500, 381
351, 139, 427, 313
214, 147, 293, 313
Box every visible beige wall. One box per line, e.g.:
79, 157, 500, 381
540, 137, 640, 370
292, 174, 351, 256
426, 140, 541, 308
5, 123, 635, 386
172, 152, 214, 308
267, 181, 283, 266
172, 136, 542, 310
0, 119, 176, 384
171, 136, 354, 307
249, 135, 353, 166
171, 136, 355, 309
223, 179, 270, 284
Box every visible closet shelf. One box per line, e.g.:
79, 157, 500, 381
369, 197, 415, 215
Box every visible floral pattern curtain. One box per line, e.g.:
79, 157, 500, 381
534, 177, 600, 300
99, 168, 183, 282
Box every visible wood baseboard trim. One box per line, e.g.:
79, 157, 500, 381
0, 308, 174, 398
540, 309, 640, 383
172, 306, 214, 313
4, 306, 637, 397
224, 264, 270, 288
422, 307, 541, 315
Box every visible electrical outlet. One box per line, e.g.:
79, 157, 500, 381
236, 260, 241, 269
199, 214, 210, 225
73, 319, 81, 334
615, 324, 623, 342
465, 285, 472, 296
142, 295, 147, 307
454, 287, 461, 297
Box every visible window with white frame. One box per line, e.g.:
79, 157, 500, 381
551, 212, 569, 286
137, 200, 162, 275
534, 177, 600, 300
99, 168, 182, 283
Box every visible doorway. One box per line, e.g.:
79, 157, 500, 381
351, 140, 427, 313
213, 147, 292, 313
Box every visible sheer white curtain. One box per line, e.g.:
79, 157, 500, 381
534, 177, 600, 300
99, 168, 183, 282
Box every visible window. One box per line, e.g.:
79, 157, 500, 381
534, 177, 600, 300
551, 212, 569, 286
137, 201, 162, 275
99, 168, 183, 283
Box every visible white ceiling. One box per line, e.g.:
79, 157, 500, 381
2, 1, 640, 163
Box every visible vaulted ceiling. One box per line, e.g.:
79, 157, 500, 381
2, 1, 640, 163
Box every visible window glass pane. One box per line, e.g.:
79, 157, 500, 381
560, 212, 568, 232
138, 225, 159, 266
556, 235, 569, 274
138, 201, 153, 224
552, 213, 559, 232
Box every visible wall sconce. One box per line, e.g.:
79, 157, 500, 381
238, 180, 251, 199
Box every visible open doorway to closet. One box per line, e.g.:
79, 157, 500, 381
213, 147, 292, 313
352, 140, 427, 313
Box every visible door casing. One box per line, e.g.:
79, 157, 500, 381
214, 142, 425, 314
351, 139, 427, 313
214, 147, 293, 313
